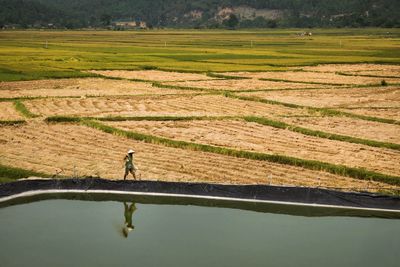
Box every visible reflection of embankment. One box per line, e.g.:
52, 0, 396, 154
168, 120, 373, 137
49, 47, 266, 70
1, 179, 399, 219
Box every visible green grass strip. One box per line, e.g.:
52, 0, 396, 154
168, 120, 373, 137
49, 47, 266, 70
152, 81, 213, 92
206, 72, 250, 80
227, 93, 400, 125
336, 71, 400, 79
13, 100, 39, 118
244, 116, 400, 151
0, 164, 51, 183
45, 116, 83, 123
0, 120, 26, 126
81, 119, 400, 186
0, 96, 44, 102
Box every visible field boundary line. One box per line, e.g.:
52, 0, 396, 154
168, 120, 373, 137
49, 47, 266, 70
77, 119, 400, 186
45, 115, 239, 123
206, 72, 251, 80
0, 120, 26, 126
13, 100, 38, 118
336, 71, 400, 79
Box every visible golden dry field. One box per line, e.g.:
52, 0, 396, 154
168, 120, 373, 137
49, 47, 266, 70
0, 30, 399, 195
1, 64, 400, 194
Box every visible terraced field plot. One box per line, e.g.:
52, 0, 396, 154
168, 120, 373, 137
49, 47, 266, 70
106, 119, 400, 176
343, 70, 400, 78
0, 122, 385, 190
163, 78, 323, 91
279, 116, 400, 144
297, 64, 400, 73
89, 70, 216, 82
238, 86, 400, 108
338, 107, 400, 121
0, 78, 191, 98
23, 94, 311, 118
225, 71, 400, 85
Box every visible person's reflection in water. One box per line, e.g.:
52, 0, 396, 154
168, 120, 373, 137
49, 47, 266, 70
122, 202, 137, 238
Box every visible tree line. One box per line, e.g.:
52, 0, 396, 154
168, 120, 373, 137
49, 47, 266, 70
1, 0, 399, 29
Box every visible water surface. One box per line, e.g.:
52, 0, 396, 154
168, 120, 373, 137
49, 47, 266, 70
0, 194, 399, 267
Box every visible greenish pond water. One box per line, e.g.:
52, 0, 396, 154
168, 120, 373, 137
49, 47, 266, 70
0, 194, 399, 267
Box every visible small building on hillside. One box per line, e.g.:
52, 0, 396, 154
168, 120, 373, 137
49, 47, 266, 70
112, 20, 147, 30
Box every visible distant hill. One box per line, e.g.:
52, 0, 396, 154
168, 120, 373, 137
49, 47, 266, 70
1, 0, 399, 29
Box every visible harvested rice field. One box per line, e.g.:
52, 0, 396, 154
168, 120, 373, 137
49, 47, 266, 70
342, 70, 400, 78
105, 119, 400, 176
1, 36, 399, 195
238, 86, 400, 108
0, 102, 22, 121
0, 78, 193, 98
296, 64, 400, 73
23, 94, 311, 118
89, 70, 216, 82
163, 78, 323, 91
0, 122, 389, 191
225, 71, 400, 85
338, 107, 400, 121
279, 116, 400, 144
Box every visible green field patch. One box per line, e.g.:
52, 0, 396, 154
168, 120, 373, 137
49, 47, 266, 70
1, 29, 399, 80
0, 164, 51, 182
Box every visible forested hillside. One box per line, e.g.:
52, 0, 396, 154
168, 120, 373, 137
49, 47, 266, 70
1, 0, 399, 28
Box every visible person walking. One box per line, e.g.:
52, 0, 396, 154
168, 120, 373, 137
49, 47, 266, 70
124, 149, 138, 180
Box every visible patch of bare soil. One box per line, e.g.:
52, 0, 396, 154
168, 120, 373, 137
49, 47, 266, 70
0, 102, 22, 120
0, 122, 393, 191
280, 116, 400, 144
293, 64, 400, 73
23, 94, 311, 118
224, 71, 400, 85
163, 79, 322, 91
238, 87, 400, 108
89, 70, 215, 82
0, 78, 191, 98
106, 119, 400, 176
